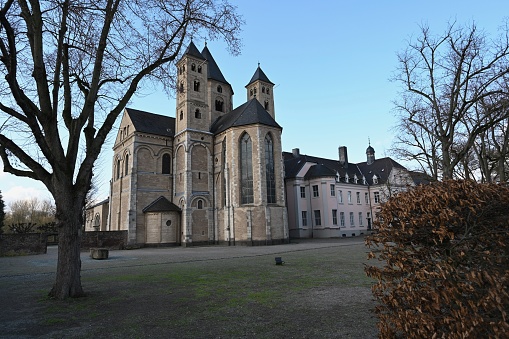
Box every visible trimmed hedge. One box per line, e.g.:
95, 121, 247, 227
365, 180, 509, 338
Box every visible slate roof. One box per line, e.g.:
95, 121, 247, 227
126, 108, 175, 137
304, 164, 336, 180
246, 65, 274, 86
201, 45, 229, 85
183, 40, 206, 60
210, 98, 281, 134
142, 196, 181, 213
357, 157, 406, 185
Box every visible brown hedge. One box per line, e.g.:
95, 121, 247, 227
365, 180, 509, 338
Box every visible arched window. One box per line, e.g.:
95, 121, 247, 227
94, 214, 100, 228
253, 87, 257, 95
266, 88, 270, 94
215, 98, 224, 112
217, 85, 222, 93
191, 63, 196, 71
195, 109, 201, 119
250, 89, 253, 96
180, 110, 183, 120
194, 80, 200, 92
240, 133, 253, 204
197, 199, 203, 209
179, 82, 184, 93
124, 154, 129, 175
264, 101, 269, 111
222, 138, 227, 207
197, 65, 202, 73
116, 158, 121, 179
162, 153, 171, 174
262, 86, 265, 93
265, 134, 276, 203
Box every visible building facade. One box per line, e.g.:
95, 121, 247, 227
283, 145, 425, 238
85, 42, 289, 246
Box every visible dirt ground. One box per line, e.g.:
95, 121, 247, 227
0, 238, 378, 338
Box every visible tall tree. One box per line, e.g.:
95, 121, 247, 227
0, 0, 242, 299
391, 21, 509, 180
0, 190, 5, 233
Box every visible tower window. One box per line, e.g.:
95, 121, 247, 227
194, 80, 200, 92
116, 158, 121, 179
217, 85, 222, 93
197, 199, 203, 209
179, 82, 184, 93
253, 87, 257, 95
262, 86, 265, 93
124, 154, 129, 175
179, 110, 183, 120
266, 88, 270, 94
162, 153, 171, 174
197, 65, 202, 73
215, 99, 224, 112
195, 109, 201, 119
250, 89, 253, 97
264, 101, 269, 111
191, 63, 196, 71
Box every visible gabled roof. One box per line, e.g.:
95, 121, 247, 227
201, 45, 229, 85
125, 108, 175, 137
246, 65, 274, 87
142, 196, 181, 213
183, 41, 206, 60
357, 157, 406, 185
210, 98, 281, 134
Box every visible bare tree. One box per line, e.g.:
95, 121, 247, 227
0, 0, 242, 299
391, 21, 509, 180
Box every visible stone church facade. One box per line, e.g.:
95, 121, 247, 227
86, 42, 289, 246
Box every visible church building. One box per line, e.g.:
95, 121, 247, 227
90, 42, 289, 246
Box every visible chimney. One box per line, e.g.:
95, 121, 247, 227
292, 148, 300, 157
338, 146, 348, 168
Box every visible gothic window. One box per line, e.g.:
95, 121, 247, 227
222, 138, 227, 207
217, 85, 222, 93
116, 158, 121, 179
264, 101, 269, 111
240, 133, 253, 204
179, 110, 183, 120
215, 98, 224, 112
124, 154, 129, 175
162, 153, 171, 174
265, 134, 276, 203
195, 109, 201, 119
197, 65, 202, 73
194, 80, 200, 92
191, 63, 196, 71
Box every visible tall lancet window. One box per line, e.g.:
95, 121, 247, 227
265, 134, 276, 203
240, 133, 253, 204
222, 138, 227, 207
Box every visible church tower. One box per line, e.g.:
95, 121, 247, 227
246, 65, 275, 118
174, 41, 214, 246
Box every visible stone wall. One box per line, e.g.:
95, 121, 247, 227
81, 231, 128, 250
0, 233, 47, 256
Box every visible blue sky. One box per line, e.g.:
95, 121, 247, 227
1, 1, 508, 206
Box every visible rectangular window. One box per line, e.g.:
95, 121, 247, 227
300, 186, 306, 198
314, 210, 321, 226
340, 212, 345, 227
330, 184, 335, 196
313, 185, 319, 197
359, 212, 363, 226
374, 192, 380, 204
302, 211, 307, 226
350, 212, 355, 226
356, 192, 360, 204
339, 190, 343, 203
347, 191, 352, 204
365, 192, 369, 204
332, 209, 338, 225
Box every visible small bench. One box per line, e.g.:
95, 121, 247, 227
90, 248, 109, 260
275, 257, 284, 265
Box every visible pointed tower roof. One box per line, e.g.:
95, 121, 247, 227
201, 45, 229, 85
183, 40, 205, 60
210, 98, 281, 134
246, 65, 274, 87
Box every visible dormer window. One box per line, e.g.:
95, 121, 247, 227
191, 63, 196, 71
345, 173, 349, 183
217, 85, 222, 93
373, 175, 378, 185
363, 176, 367, 185
354, 174, 358, 184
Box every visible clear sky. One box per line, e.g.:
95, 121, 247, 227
1, 0, 508, 207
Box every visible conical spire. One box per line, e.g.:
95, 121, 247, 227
183, 40, 205, 60
201, 45, 229, 84
246, 64, 274, 87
